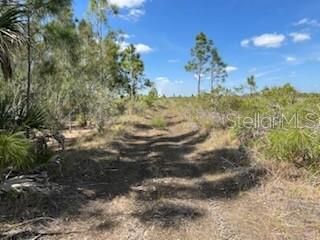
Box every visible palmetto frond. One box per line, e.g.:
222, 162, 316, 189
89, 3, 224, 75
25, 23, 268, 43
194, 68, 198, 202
0, 7, 26, 80
0, 94, 47, 132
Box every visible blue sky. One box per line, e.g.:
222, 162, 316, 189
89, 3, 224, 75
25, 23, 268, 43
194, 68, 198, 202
73, 0, 320, 96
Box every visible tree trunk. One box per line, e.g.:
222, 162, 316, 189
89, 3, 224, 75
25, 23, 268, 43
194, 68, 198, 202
26, 10, 32, 138
129, 71, 135, 115
197, 74, 201, 96
130, 72, 136, 102
131, 77, 135, 102
210, 70, 214, 92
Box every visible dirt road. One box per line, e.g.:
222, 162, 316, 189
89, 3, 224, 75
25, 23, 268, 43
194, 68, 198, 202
1, 106, 319, 239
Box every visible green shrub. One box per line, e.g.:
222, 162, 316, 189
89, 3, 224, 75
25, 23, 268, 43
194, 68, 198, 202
172, 84, 320, 172
129, 100, 148, 115
151, 116, 167, 129
144, 87, 158, 107
261, 84, 298, 106
0, 132, 33, 169
114, 98, 127, 114
264, 129, 320, 165
0, 94, 47, 132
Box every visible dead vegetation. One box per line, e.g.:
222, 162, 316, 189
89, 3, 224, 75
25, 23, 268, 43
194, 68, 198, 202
0, 104, 319, 239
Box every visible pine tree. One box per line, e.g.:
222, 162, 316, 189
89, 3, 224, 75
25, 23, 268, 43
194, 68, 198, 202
120, 44, 145, 101
185, 32, 211, 96
209, 42, 227, 91
247, 75, 257, 95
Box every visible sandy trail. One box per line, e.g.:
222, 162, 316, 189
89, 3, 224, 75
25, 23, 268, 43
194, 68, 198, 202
6, 106, 315, 240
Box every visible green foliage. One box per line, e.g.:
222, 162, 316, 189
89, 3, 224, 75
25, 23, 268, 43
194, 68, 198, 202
247, 75, 256, 94
144, 87, 158, 107
0, 93, 47, 132
43, 18, 80, 63
174, 82, 320, 171
0, 7, 26, 80
265, 129, 320, 166
0, 1, 154, 171
230, 85, 320, 168
209, 45, 227, 91
262, 84, 298, 106
0, 132, 33, 169
89, 88, 119, 132
89, 0, 118, 24
186, 32, 227, 95
31, 0, 72, 16
151, 115, 167, 130
185, 32, 211, 95
120, 44, 146, 100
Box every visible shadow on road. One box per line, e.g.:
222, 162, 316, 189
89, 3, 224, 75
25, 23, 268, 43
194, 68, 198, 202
0, 115, 266, 232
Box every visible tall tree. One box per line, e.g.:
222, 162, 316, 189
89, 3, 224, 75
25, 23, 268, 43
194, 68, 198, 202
88, 0, 118, 83
2, 0, 72, 136
102, 32, 126, 92
209, 42, 227, 91
120, 44, 144, 101
185, 32, 211, 96
89, 0, 118, 25
247, 75, 257, 95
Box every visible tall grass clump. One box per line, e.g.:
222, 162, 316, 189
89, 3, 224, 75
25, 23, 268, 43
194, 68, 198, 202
264, 129, 320, 167
0, 132, 33, 169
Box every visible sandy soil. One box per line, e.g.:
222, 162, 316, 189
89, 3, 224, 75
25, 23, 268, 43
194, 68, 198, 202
1, 105, 319, 240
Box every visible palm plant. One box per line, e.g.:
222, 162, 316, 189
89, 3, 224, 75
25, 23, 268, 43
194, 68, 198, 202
0, 93, 47, 170
0, 94, 47, 132
0, 7, 26, 80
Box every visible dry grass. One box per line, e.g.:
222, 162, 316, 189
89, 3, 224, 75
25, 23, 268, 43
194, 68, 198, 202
197, 129, 238, 151
222, 175, 320, 240
1, 104, 320, 240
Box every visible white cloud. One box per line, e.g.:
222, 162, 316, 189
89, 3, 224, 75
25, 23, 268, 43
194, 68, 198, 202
252, 33, 286, 48
240, 39, 250, 47
294, 18, 320, 27
174, 80, 184, 84
248, 67, 257, 73
109, 0, 145, 8
117, 41, 153, 54
109, 0, 146, 21
155, 77, 170, 83
155, 77, 171, 95
119, 33, 132, 39
264, 76, 282, 82
255, 67, 283, 78
226, 66, 238, 73
154, 77, 184, 95
168, 59, 180, 63
117, 41, 129, 51
135, 43, 153, 54
129, 8, 145, 18
120, 8, 145, 21
286, 56, 297, 62
241, 33, 286, 48
289, 32, 311, 42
